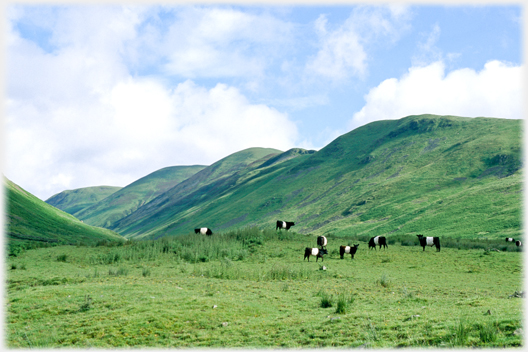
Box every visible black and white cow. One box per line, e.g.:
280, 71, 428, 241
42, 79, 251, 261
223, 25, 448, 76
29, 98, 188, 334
416, 235, 440, 251
368, 236, 387, 250
304, 247, 328, 262
195, 227, 213, 235
276, 220, 295, 231
340, 244, 359, 259
506, 238, 515, 242
317, 236, 328, 250
516, 240, 522, 247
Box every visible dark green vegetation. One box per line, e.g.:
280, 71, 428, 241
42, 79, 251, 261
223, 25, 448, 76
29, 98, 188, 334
67, 165, 206, 227
6, 228, 523, 348
93, 115, 520, 241
5, 177, 125, 256
45, 186, 122, 215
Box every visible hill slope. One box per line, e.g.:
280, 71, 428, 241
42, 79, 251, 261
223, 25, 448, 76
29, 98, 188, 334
45, 186, 122, 215
112, 115, 522, 240
5, 177, 125, 247
71, 165, 206, 227
109, 147, 285, 236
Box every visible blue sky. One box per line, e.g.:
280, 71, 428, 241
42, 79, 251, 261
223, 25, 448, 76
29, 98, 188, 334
5, 3, 523, 200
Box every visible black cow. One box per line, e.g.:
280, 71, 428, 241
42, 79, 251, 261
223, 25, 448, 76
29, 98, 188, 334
516, 240, 522, 247
368, 236, 388, 250
276, 220, 295, 231
416, 235, 440, 251
317, 236, 328, 250
304, 247, 328, 262
340, 244, 359, 259
506, 238, 515, 242
194, 227, 213, 235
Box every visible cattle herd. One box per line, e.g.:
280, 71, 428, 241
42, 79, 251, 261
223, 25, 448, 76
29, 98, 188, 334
506, 237, 522, 247
194, 221, 522, 262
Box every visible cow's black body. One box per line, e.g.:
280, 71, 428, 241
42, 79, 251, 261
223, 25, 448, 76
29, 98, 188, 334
340, 244, 359, 259
416, 235, 440, 251
276, 220, 295, 231
368, 236, 387, 250
304, 247, 328, 262
317, 236, 328, 249
194, 227, 213, 235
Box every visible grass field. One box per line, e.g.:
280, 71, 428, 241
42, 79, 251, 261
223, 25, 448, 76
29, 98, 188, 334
6, 228, 523, 348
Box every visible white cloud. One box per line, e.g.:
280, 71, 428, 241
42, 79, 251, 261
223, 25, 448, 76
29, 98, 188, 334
349, 60, 523, 129
5, 6, 299, 200
305, 5, 411, 82
158, 7, 294, 79
306, 14, 366, 81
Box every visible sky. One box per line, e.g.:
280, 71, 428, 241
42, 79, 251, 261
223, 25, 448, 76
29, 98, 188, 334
4, 2, 524, 201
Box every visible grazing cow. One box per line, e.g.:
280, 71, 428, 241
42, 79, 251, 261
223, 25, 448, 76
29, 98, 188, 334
516, 240, 522, 247
368, 236, 388, 250
340, 244, 359, 259
195, 227, 213, 235
506, 238, 515, 242
317, 236, 328, 249
276, 220, 295, 231
304, 247, 328, 262
416, 235, 440, 251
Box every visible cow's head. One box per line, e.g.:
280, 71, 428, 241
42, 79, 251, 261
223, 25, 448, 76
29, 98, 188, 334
320, 249, 328, 255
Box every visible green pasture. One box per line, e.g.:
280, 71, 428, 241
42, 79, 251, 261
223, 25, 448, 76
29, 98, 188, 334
6, 228, 523, 348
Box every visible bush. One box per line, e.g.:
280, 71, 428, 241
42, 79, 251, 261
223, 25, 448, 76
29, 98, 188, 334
335, 295, 347, 314
142, 267, 151, 277
56, 254, 68, 262
377, 273, 391, 288
319, 291, 333, 308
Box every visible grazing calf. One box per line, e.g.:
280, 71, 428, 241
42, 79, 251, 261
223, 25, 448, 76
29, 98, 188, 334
516, 240, 522, 247
506, 238, 515, 242
304, 247, 328, 262
317, 236, 328, 249
416, 235, 440, 251
195, 227, 213, 235
368, 236, 388, 250
340, 244, 359, 259
276, 220, 295, 231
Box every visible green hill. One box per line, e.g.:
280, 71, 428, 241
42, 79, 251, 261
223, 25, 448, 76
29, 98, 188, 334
110, 115, 521, 241
109, 147, 284, 237
72, 165, 206, 227
5, 177, 125, 250
45, 186, 122, 215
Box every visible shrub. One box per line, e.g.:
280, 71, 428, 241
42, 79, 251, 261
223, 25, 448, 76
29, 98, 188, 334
56, 254, 68, 262
451, 319, 469, 346
78, 295, 92, 312
320, 291, 333, 308
109, 267, 128, 276
377, 273, 391, 288
142, 267, 151, 277
478, 321, 498, 343
335, 295, 347, 314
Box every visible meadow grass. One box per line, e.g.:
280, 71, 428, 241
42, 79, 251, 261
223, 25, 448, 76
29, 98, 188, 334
6, 228, 523, 348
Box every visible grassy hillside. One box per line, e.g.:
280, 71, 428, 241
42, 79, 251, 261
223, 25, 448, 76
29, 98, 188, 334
6, 228, 523, 348
112, 115, 521, 241
110, 147, 284, 237
45, 186, 122, 214
73, 165, 206, 227
5, 177, 125, 252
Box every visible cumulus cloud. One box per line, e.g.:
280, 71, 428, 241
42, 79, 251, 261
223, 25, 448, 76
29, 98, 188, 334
5, 5, 299, 200
305, 5, 411, 82
349, 60, 523, 129
142, 7, 294, 79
